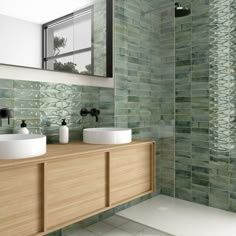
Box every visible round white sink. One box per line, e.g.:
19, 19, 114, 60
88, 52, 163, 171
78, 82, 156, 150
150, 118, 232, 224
0, 134, 46, 160
83, 128, 132, 145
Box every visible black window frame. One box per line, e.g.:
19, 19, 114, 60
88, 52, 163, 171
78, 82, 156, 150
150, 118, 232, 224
42, 0, 113, 77
42, 6, 94, 75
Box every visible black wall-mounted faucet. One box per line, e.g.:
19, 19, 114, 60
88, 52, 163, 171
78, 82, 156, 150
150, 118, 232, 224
80, 108, 100, 122
0, 108, 12, 125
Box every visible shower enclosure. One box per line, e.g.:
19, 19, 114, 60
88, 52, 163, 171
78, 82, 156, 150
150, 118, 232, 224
175, 0, 236, 211
114, 0, 236, 213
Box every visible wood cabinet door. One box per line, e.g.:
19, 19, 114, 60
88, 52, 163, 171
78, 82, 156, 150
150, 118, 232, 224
47, 153, 108, 229
110, 144, 154, 205
0, 164, 43, 236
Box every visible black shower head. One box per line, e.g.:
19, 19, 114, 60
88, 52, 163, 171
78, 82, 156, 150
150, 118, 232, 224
175, 2, 191, 17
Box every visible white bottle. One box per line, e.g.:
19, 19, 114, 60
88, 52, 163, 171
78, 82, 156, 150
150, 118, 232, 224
18, 120, 29, 134
59, 119, 69, 144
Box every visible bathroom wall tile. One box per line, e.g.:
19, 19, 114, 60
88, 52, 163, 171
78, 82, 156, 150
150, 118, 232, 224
175, 188, 192, 201
0, 89, 13, 98
14, 89, 40, 99
14, 109, 40, 119
14, 99, 40, 109
192, 189, 209, 205
14, 80, 40, 90
176, 176, 191, 189
0, 99, 14, 108
0, 79, 13, 89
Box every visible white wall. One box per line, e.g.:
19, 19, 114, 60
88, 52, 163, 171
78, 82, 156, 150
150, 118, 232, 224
0, 14, 42, 68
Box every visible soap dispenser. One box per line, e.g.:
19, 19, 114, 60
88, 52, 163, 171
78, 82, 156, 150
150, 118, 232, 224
59, 119, 69, 144
18, 120, 29, 134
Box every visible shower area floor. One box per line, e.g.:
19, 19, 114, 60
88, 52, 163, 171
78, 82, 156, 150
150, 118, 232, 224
116, 195, 236, 236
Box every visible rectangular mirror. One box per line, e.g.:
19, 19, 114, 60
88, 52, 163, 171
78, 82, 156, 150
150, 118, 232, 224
0, 0, 112, 77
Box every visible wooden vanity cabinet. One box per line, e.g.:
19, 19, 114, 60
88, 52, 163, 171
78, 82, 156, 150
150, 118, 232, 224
47, 152, 108, 229
0, 141, 155, 236
0, 164, 43, 236
110, 144, 154, 205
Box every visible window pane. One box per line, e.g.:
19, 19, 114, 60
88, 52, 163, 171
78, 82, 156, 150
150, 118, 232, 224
74, 51, 92, 74
46, 8, 92, 58
46, 51, 92, 74
46, 18, 74, 57
73, 9, 92, 51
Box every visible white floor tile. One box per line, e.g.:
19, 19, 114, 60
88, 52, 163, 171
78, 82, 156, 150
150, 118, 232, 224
118, 221, 147, 234
117, 195, 236, 236
102, 228, 134, 236
103, 215, 129, 227
86, 221, 114, 235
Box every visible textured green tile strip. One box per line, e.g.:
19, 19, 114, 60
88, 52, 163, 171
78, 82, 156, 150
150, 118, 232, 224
0, 79, 114, 143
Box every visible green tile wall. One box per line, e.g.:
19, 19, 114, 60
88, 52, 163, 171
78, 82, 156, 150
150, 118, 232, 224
175, 0, 213, 204
175, 0, 236, 212
0, 79, 114, 142
114, 0, 175, 196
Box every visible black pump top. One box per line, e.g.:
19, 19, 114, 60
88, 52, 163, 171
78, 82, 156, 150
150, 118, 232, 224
21, 120, 27, 128
61, 119, 67, 125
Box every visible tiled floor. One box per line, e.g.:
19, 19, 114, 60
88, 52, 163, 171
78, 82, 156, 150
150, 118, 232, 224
67, 215, 171, 236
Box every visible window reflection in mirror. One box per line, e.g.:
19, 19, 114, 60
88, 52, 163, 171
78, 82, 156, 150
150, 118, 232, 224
43, 7, 94, 75
0, 0, 112, 77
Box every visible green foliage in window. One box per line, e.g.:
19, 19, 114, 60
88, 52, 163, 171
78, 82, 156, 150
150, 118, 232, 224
80, 64, 92, 75
53, 36, 91, 74
54, 36, 67, 56
54, 61, 79, 74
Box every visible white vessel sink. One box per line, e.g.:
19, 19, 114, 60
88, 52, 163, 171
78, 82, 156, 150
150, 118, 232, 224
0, 134, 46, 160
83, 128, 132, 144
